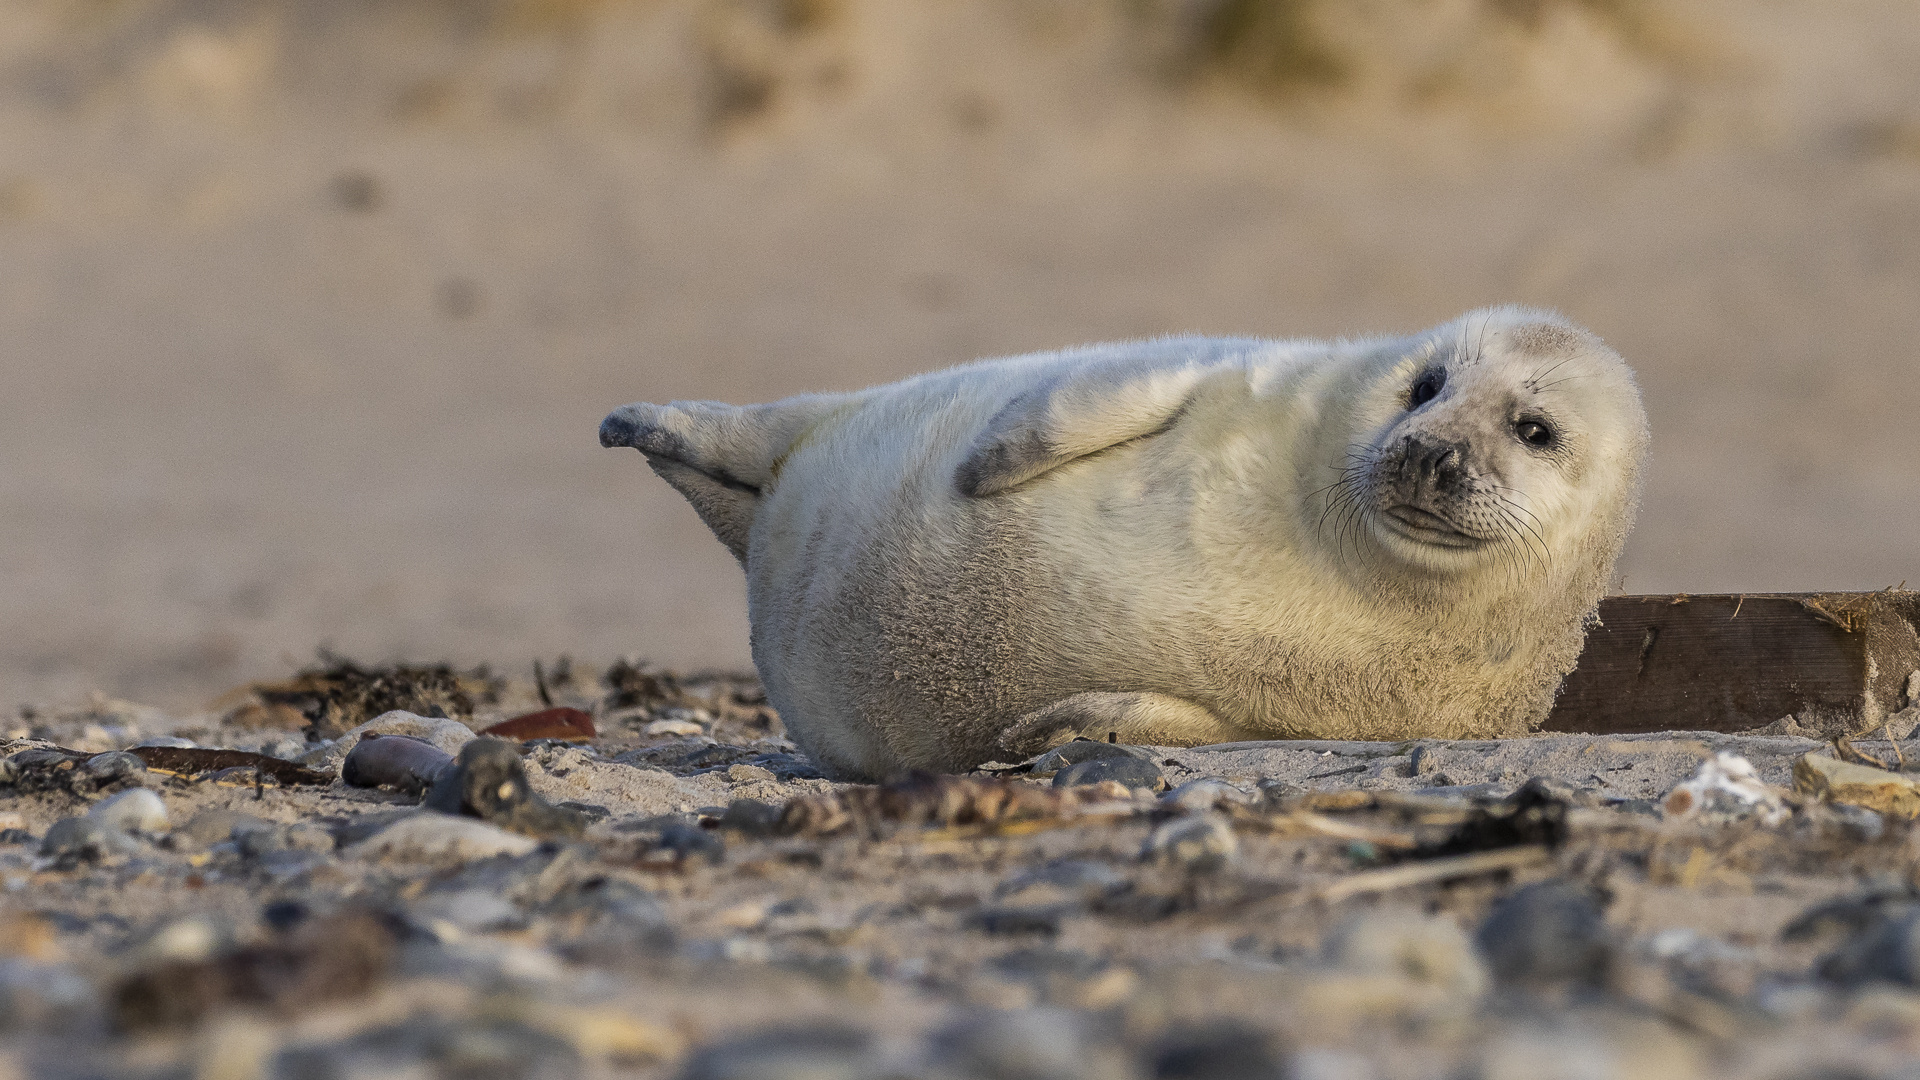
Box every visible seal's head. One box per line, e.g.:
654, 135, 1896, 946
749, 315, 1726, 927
1330, 307, 1648, 583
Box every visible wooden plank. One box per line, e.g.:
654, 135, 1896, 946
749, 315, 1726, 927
1542, 592, 1920, 736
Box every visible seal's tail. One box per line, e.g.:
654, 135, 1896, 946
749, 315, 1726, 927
599, 394, 846, 563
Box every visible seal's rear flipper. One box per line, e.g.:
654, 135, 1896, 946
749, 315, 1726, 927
954, 342, 1251, 497
997, 692, 1251, 757
600, 395, 844, 563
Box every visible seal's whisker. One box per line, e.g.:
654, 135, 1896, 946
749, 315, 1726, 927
1525, 353, 1579, 388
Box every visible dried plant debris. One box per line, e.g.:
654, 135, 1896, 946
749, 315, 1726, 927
229, 653, 503, 739
128, 746, 334, 787
480, 707, 597, 742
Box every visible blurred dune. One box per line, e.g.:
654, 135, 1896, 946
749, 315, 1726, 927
2, 0, 1918, 709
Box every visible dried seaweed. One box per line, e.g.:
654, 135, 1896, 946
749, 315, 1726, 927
127, 746, 334, 786
236, 653, 503, 739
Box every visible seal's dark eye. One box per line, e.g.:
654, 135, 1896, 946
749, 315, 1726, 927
1408, 371, 1444, 409
1516, 419, 1555, 448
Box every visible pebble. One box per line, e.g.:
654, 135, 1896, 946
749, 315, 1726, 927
132, 736, 196, 749
924, 1008, 1131, 1080
997, 860, 1128, 905
1817, 905, 1920, 987
0, 957, 95, 1032
423, 738, 589, 839
77, 750, 147, 791
1476, 882, 1612, 985
234, 821, 335, 857
1149, 1024, 1289, 1080
1029, 740, 1152, 776
319, 710, 477, 773
645, 718, 708, 738
1142, 813, 1236, 872
86, 789, 169, 835
341, 732, 456, 794
716, 799, 784, 837
1054, 756, 1165, 792
38, 817, 141, 866
345, 814, 540, 863
258, 737, 307, 761
411, 889, 526, 936
1325, 910, 1489, 999
176, 809, 274, 850
678, 1026, 877, 1080
274, 1017, 579, 1080
1160, 777, 1258, 813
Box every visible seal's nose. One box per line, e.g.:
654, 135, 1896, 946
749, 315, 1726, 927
1410, 439, 1466, 493
600, 407, 641, 448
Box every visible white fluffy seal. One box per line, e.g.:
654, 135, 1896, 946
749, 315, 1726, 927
601, 307, 1649, 781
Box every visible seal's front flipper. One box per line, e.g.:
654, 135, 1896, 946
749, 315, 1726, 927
600, 395, 844, 563
955, 343, 1253, 497
997, 692, 1250, 758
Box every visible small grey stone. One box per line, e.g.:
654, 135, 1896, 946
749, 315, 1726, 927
78, 751, 147, 791
87, 788, 169, 835
412, 889, 525, 935
1142, 813, 1237, 872
1325, 910, 1489, 999
997, 859, 1127, 904
177, 809, 275, 850
1029, 740, 1152, 776
1476, 882, 1611, 984
1817, 905, 1920, 987
1160, 777, 1257, 813
39, 817, 141, 865
260, 737, 308, 761
236, 822, 334, 857
971, 905, 1070, 936
0, 958, 95, 1033
345, 814, 540, 863
924, 1008, 1130, 1080
1149, 1024, 1288, 1080
1054, 756, 1164, 792
132, 736, 196, 749
679, 1026, 876, 1080
717, 799, 784, 837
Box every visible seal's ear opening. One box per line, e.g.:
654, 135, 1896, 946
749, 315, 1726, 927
955, 363, 1211, 497
600, 395, 845, 565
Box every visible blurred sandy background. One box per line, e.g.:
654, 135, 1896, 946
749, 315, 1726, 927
2, 0, 1917, 711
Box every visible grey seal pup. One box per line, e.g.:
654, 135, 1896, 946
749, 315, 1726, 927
601, 306, 1649, 780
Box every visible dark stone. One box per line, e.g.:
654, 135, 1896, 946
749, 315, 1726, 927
422, 738, 589, 840
262, 900, 312, 932
678, 1025, 874, 1080
972, 905, 1068, 936
924, 1008, 1096, 1080
0, 829, 32, 845
1816, 905, 1920, 987
717, 799, 784, 837
651, 823, 726, 867
277, 1017, 578, 1080
1053, 755, 1164, 792
1476, 881, 1612, 984
1150, 1024, 1289, 1080
557, 801, 611, 823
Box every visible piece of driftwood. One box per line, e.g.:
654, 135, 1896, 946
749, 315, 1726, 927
1542, 592, 1920, 736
